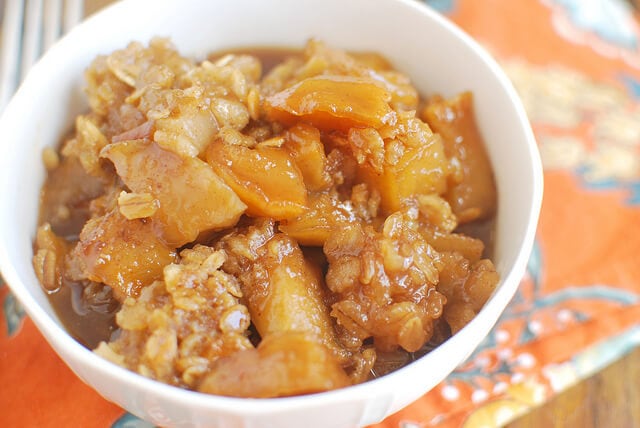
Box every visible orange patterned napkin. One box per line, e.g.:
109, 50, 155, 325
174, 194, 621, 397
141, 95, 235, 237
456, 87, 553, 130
2, 1, 640, 427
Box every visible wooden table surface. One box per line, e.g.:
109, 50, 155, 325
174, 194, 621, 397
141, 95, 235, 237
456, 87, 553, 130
508, 346, 640, 428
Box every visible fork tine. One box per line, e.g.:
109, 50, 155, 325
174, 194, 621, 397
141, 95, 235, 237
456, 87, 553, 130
63, 0, 83, 34
20, 0, 44, 81
0, 0, 25, 111
0, 0, 84, 113
43, 0, 63, 51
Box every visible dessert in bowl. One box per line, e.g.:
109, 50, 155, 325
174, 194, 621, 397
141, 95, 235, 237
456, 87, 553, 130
0, 0, 542, 426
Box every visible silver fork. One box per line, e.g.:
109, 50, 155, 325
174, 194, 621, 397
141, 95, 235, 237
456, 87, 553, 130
0, 0, 84, 111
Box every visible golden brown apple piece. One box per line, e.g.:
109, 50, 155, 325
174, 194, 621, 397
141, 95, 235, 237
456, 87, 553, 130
283, 123, 332, 192
102, 140, 246, 247
206, 140, 307, 220
422, 92, 497, 223
68, 208, 176, 299
354, 116, 450, 213
218, 220, 348, 362
198, 332, 350, 398
264, 75, 397, 131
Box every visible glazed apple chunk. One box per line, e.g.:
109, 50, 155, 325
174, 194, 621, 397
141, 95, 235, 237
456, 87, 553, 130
206, 135, 307, 220
67, 207, 176, 299
102, 139, 247, 247
34, 38, 500, 398
198, 332, 350, 398
421, 92, 497, 223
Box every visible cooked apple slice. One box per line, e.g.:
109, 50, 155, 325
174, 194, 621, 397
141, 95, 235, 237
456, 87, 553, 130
422, 92, 497, 223
206, 140, 307, 219
102, 140, 246, 247
69, 208, 176, 299
264, 75, 397, 131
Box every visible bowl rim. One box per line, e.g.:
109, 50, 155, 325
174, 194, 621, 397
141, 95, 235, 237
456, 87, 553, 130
0, 0, 543, 419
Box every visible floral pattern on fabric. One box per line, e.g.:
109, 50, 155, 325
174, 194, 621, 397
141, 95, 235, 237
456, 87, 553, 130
543, 0, 640, 67
504, 59, 640, 206
424, 0, 457, 13
1, 276, 25, 337
111, 413, 155, 428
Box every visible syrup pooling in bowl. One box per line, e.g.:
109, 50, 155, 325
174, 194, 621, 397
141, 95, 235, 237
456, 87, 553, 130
33, 39, 498, 397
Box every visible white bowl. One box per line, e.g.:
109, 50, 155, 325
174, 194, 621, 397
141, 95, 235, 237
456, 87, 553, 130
0, 0, 543, 427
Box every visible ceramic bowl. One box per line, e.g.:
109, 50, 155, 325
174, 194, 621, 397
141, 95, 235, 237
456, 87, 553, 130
0, 0, 543, 426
